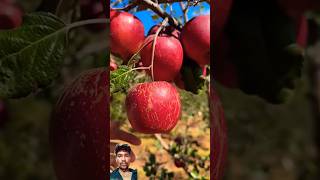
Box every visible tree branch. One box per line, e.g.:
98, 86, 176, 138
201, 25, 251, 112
141, 0, 182, 30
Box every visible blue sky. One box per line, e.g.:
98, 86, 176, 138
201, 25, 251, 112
111, 1, 210, 35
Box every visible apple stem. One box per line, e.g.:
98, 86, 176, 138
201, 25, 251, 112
154, 134, 169, 150
150, 17, 169, 81
127, 38, 153, 67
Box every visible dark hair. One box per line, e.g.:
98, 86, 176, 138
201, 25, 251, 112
115, 144, 131, 155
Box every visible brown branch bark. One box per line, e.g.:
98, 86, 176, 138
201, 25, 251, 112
111, 0, 209, 30
141, 0, 182, 30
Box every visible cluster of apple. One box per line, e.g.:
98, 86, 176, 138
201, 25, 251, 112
110, 9, 210, 134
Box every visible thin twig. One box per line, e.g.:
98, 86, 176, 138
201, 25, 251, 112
154, 134, 169, 150
179, 1, 189, 23
150, 17, 169, 81
141, 0, 182, 30
111, 2, 138, 11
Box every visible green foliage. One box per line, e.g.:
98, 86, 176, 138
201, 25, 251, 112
143, 154, 174, 180
0, 12, 66, 99
169, 135, 210, 180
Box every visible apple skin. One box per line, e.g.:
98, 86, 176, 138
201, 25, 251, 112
110, 8, 116, 20
181, 15, 210, 67
125, 81, 181, 134
210, 84, 228, 180
110, 11, 145, 64
140, 35, 183, 81
0, 2, 23, 29
50, 68, 108, 180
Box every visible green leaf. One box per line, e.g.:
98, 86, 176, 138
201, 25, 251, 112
151, 14, 159, 21
0, 12, 66, 98
110, 65, 135, 93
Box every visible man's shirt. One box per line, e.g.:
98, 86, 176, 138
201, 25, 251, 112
110, 168, 137, 180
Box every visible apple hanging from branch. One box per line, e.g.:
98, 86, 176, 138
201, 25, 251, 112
50, 68, 108, 180
125, 81, 181, 134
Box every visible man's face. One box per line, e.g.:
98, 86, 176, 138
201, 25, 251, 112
116, 150, 131, 170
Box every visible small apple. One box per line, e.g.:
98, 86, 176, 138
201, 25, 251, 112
110, 11, 145, 64
125, 81, 181, 134
140, 34, 183, 81
181, 15, 210, 67
50, 68, 108, 180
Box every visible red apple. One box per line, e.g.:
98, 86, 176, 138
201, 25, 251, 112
50, 68, 108, 180
111, 11, 145, 63
148, 24, 180, 39
110, 8, 116, 20
140, 35, 183, 81
181, 15, 210, 67
0, 2, 22, 29
125, 81, 181, 134
210, 84, 227, 180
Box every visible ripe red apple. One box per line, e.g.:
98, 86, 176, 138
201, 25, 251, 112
181, 15, 210, 67
210, 84, 227, 180
0, 2, 23, 29
125, 81, 181, 134
111, 11, 145, 63
140, 35, 183, 81
50, 68, 108, 180
110, 8, 116, 20
148, 24, 180, 39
